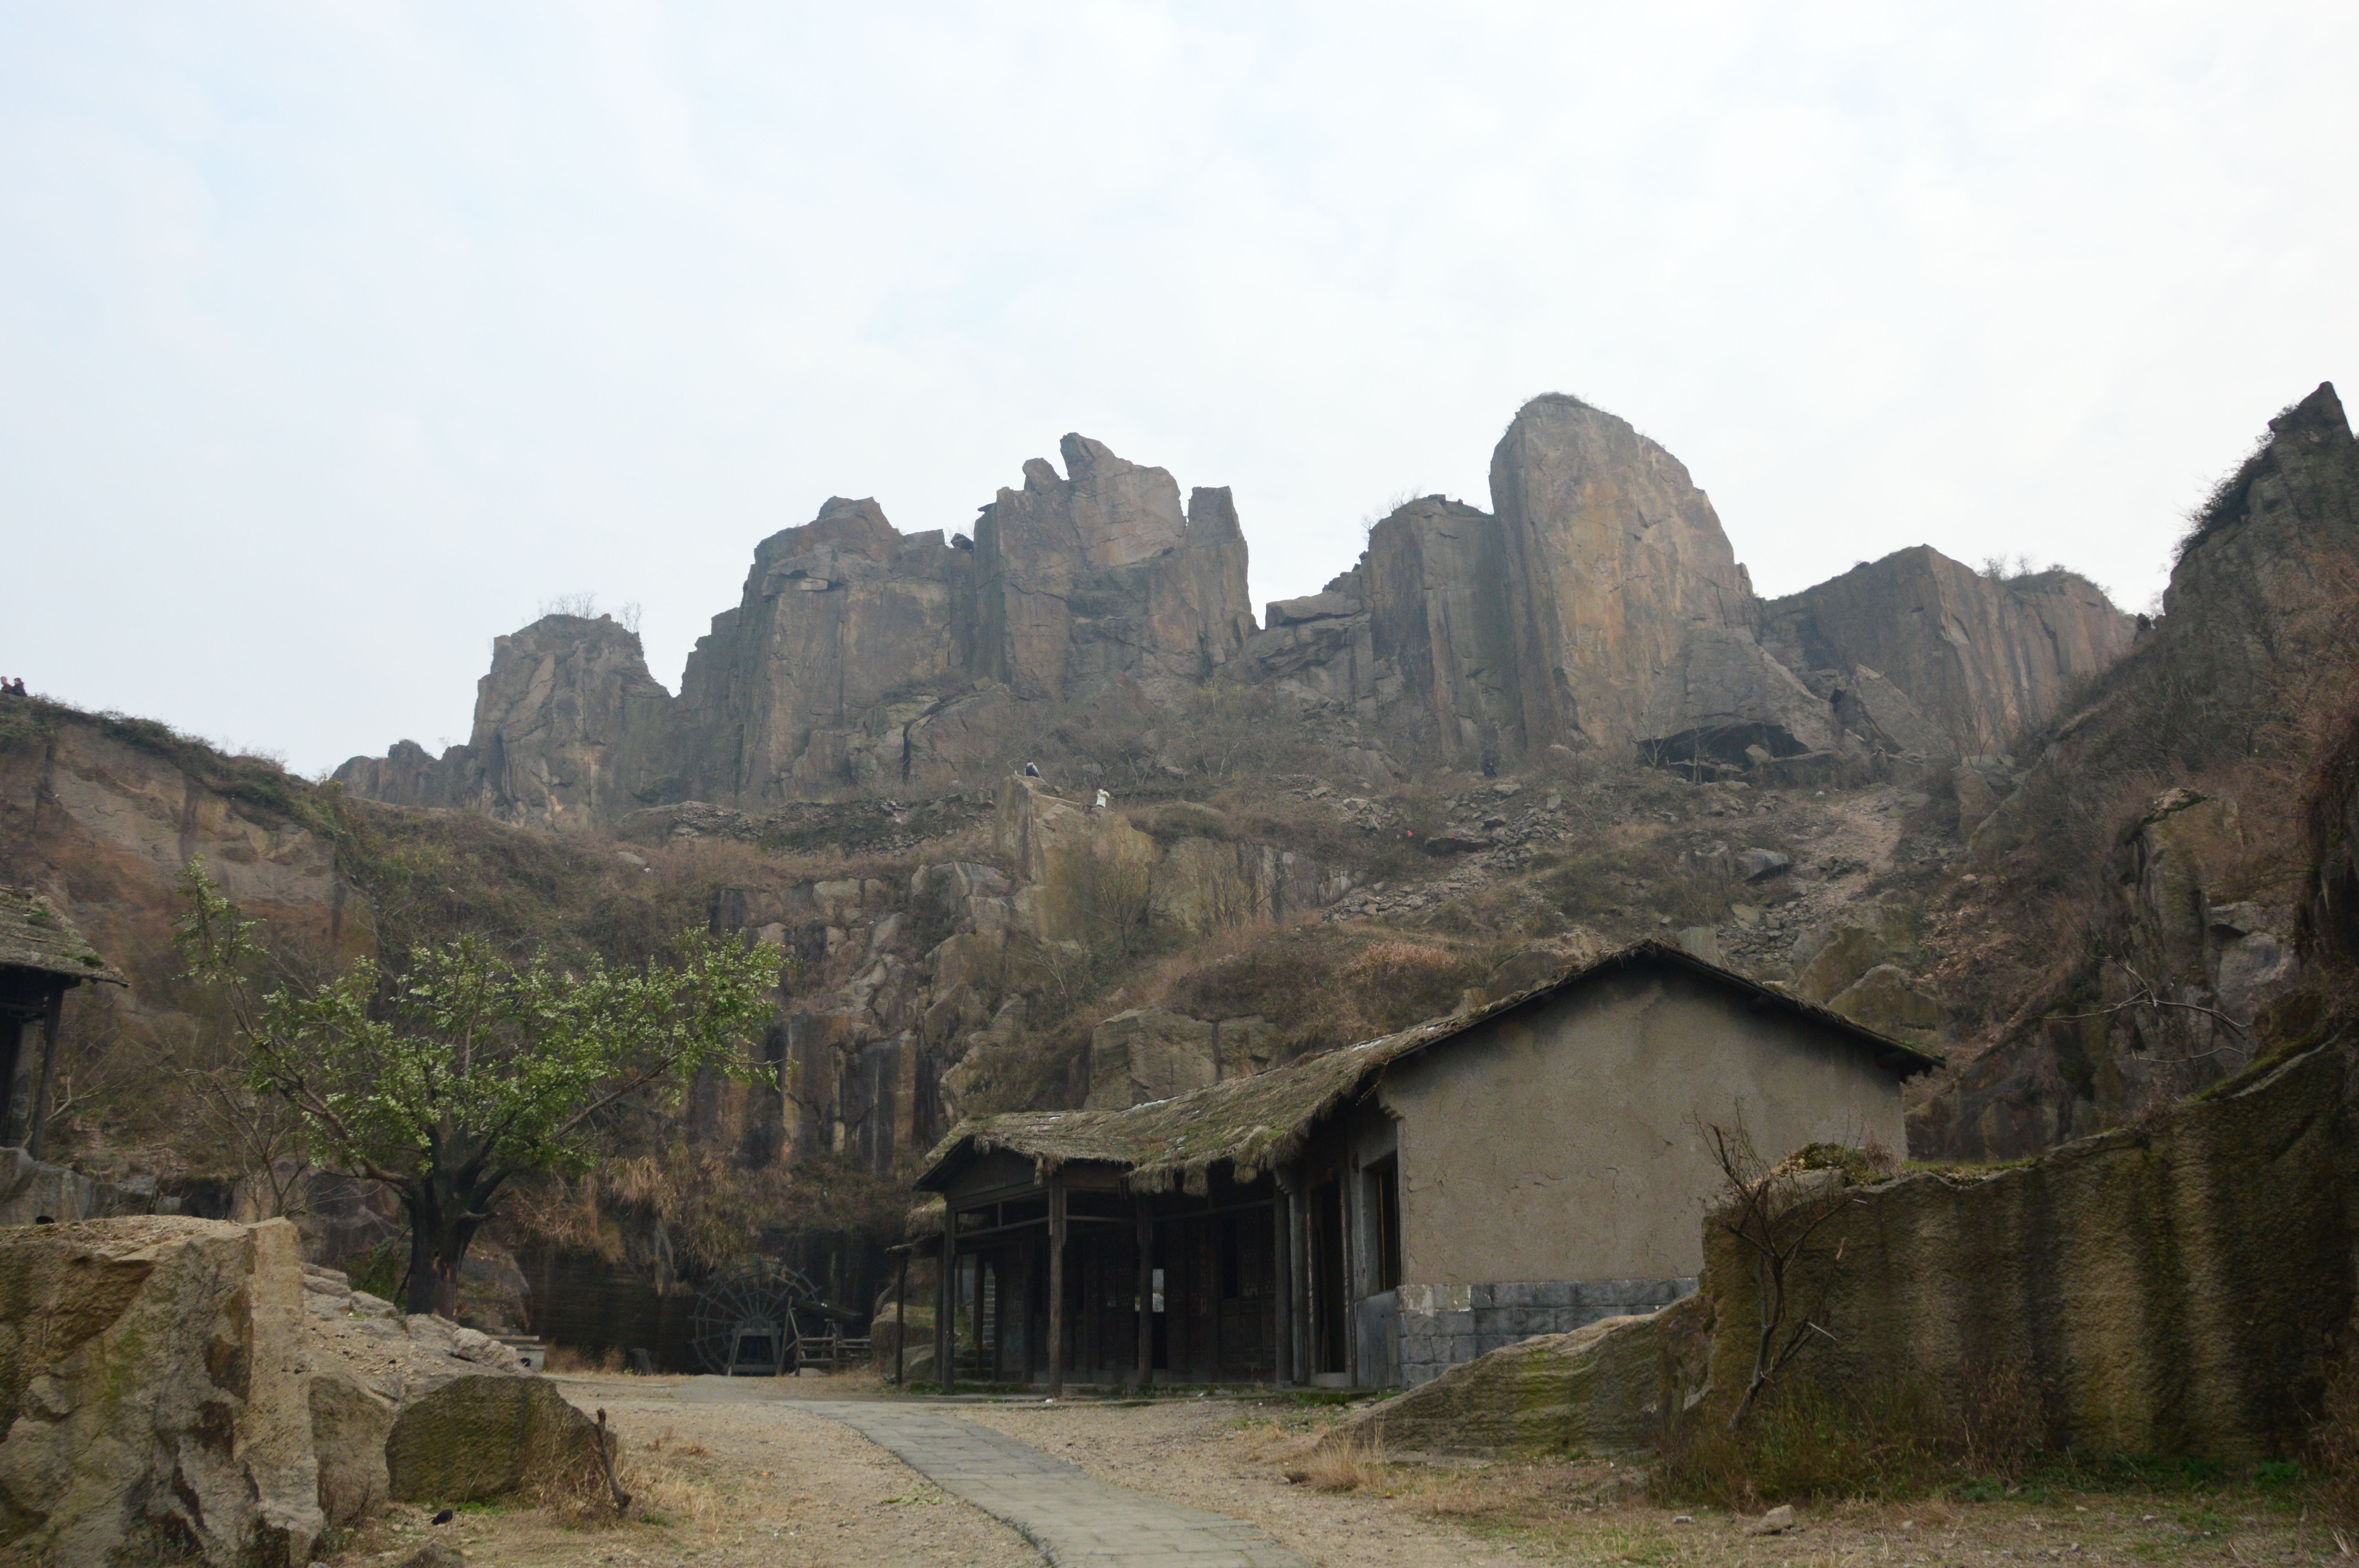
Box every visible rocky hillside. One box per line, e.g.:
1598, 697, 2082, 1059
336, 393, 2135, 827
1909, 383, 2359, 1156
33, 382, 2359, 1359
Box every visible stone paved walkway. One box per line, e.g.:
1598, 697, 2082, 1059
803, 1402, 1313, 1568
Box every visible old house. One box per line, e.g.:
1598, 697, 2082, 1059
912, 940, 1933, 1391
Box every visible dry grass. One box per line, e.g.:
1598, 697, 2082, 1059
543, 1345, 625, 1374
2314, 1358, 2359, 1527
1299, 1437, 1390, 1493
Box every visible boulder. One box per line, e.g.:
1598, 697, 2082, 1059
301, 1266, 598, 1508
1836, 665, 1950, 759
1321, 1293, 1710, 1458
0, 1216, 322, 1566
1087, 1009, 1219, 1109
384, 1375, 600, 1505
1637, 625, 1845, 767
1789, 901, 1922, 1005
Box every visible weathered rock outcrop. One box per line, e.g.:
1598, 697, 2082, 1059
672, 497, 972, 803
1758, 549, 2138, 756
1634, 624, 1843, 766
1083, 1007, 1281, 1109
1321, 1292, 1711, 1458
1920, 384, 2359, 1157
341, 397, 2144, 822
1491, 395, 1755, 754
0, 1216, 322, 1565
336, 613, 674, 828
0, 1214, 596, 1563
342, 437, 1259, 821
973, 437, 1256, 701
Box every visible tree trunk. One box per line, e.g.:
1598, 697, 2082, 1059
400, 1155, 501, 1318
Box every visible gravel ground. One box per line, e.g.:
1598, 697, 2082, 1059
323, 1376, 1039, 1568
323, 1380, 2336, 1568
955, 1396, 1550, 1566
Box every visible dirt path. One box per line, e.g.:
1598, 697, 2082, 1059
327, 1376, 1041, 1568
954, 1398, 1550, 1566
327, 1380, 2332, 1568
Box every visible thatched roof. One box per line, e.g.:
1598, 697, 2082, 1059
0, 888, 126, 987
917, 939, 1937, 1197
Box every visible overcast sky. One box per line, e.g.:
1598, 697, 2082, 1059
6, 4, 2355, 776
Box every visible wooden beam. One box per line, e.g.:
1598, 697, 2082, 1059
27, 985, 64, 1163
1047, 1174, 1067, 1398
938, 1203, 957, 1395
1135, 1197, 1153, 1393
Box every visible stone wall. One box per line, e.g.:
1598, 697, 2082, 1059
1710, 1038, 2357, 1461
1391, 1276, 1696, 1388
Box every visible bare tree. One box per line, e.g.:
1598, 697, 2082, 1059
1701, 1116, 1859, 1431
2054, 957, 2254, 1065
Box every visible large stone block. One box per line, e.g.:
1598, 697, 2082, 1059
1328, 1292, 1712, 1457
0, 1216, 322, 1566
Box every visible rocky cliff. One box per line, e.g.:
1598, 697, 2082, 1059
339, 438, 1260, 822
1758, 549, 2138, 756
1915, 383, 2359, 1156
339, 397, 2141, 830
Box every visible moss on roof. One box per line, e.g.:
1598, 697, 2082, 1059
918, 939, 1937, 1198
0, 887, 127, 987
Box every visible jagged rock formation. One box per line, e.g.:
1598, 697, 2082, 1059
1490, 394, 1755, 752
1758, 548, 2139, 755
1918, 383, 2359, 1157
339, 397, 2139, 829
340, 439, 1258, 822
1247, 398, 2129, 775
336, 613, 672, 826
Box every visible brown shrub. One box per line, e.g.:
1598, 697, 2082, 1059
2313, 1356, 2359, 1528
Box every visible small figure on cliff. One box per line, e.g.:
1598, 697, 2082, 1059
2, 678, 24, 698
1093, 788, 1110, 810
1021, 761, 1042, 779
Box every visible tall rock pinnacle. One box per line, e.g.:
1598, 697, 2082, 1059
1489, 394, 1752, 752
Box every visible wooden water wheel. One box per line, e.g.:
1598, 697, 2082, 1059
688, 1259, 823, 1376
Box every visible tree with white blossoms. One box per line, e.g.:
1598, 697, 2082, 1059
175, 859, 778, 1316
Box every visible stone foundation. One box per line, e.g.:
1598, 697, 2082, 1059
1393, 1276, 1696, 1387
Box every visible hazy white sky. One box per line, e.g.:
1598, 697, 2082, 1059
6, 3, 2355, 775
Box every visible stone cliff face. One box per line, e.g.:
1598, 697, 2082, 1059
341, 437, 1260, 823
333, 613, 672, 828
671, 497, 970, 803
341, 398, 2141, 829
1916, 383, 2359, 1158
1758, 549, 2137, 755
1488, 395, 1754, 753
972, 436, 1255, 701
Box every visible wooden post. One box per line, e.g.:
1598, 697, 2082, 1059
1020, 1235, 1037, 1387
1272, 1189, 1293, 1387
938, 1204, 956, 1396
972, 1249, 988, 1381
1135, 1197, 1154, 1392
0, 1014, 22, 1144
1047, 1175, 1067, 1398
893, 1249, 909, 1387
26, 986, 63, 1163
